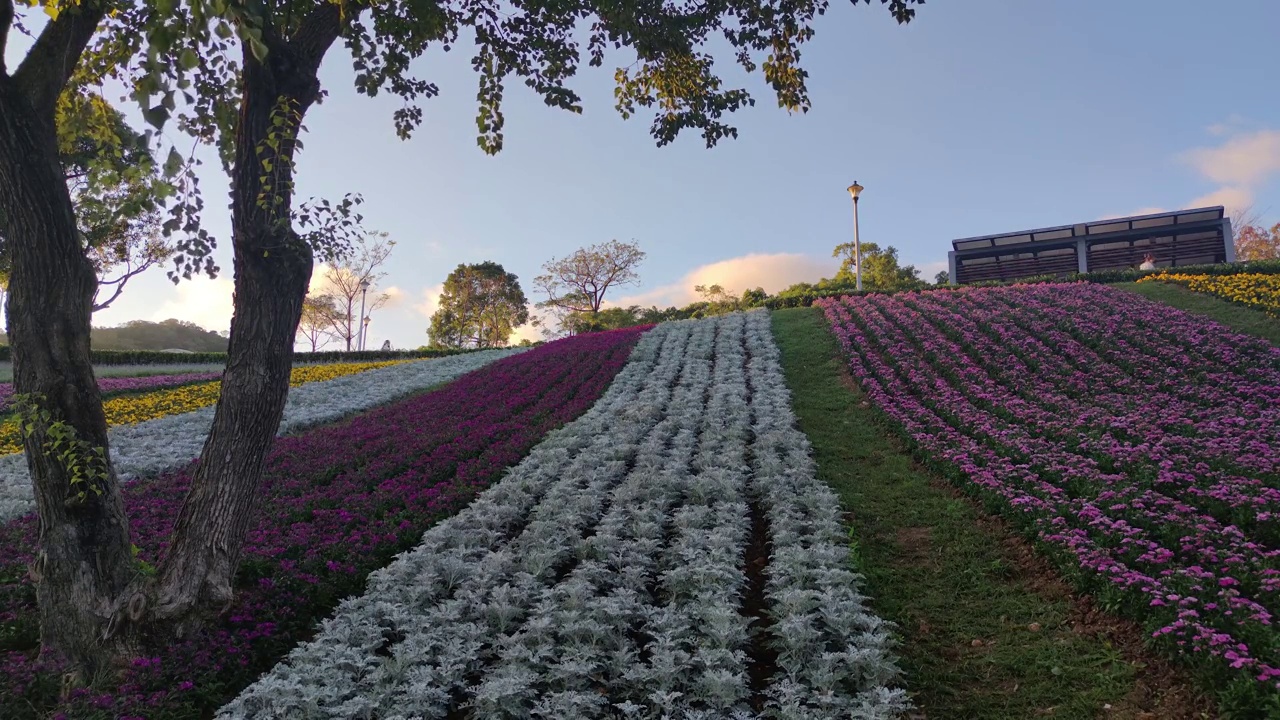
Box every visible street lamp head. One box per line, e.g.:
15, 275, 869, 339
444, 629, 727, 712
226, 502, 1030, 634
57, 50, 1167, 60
363, 316, 371, 326
360, 278, 371, 292
847, 181, 864, 200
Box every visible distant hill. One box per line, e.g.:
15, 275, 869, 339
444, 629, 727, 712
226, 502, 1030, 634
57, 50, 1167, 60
0, 319, 228, 352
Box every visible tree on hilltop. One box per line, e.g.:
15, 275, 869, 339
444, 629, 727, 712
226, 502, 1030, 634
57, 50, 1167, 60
429, 261, 529, 348
0, 0, 922, 684
536, 239, 646, 315
833, 240, 928, 291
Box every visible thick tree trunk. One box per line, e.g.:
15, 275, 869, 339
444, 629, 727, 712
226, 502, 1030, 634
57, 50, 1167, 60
149, 231, 311, 620
0, 75, 135, 681
147, 22, 336, 623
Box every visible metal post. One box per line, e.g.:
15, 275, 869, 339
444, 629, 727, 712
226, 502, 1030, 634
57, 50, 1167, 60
1076, 237, 1089, 274
853, 196, 862, 291
947, 251, 958, 286
357, 285, 368, 351
1223, 217, 1236, 263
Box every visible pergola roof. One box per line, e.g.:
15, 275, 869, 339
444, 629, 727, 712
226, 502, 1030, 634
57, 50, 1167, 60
949, 206, 1230, 284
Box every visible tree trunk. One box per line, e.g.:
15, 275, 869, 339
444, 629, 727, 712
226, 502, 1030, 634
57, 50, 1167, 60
147, 28, 332, 624
0, 75, 136, 681
148, 231, 310, 620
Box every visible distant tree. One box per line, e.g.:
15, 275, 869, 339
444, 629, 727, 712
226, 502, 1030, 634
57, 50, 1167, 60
314, 233, 395, 351
934, 270, 950, 285
296, 295, 340, 352
689, 284, 768, 316
1235, 222, 1280, 261
535, 240, 646, 320
429, 262, 529, 348
832, 241, 927, 291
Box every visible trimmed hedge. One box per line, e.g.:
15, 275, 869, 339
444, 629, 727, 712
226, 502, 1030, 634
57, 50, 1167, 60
0, 346, 486, 366
763, 258, 1280, 309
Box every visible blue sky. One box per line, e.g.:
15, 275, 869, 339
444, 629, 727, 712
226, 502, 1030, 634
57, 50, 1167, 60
9, 0, 1280, 349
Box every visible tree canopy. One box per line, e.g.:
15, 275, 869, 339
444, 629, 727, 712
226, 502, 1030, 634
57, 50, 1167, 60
832, 240, 927, 291
429, 261, 529, 348
0, 96, 172, 311
535, 239, 646, 323
1235, 222, 1280, 261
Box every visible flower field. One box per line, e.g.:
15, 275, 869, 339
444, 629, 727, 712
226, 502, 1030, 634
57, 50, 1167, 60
0, 371, 222, 413
817, 284, 1280, 711
0, 360, 404, 456
220, 311, 906, 720
0, 351, 516, 522
1138, 271, 1280, 317
0, 331, 641, 718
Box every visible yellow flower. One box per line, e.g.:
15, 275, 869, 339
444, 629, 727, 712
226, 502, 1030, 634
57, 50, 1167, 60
1, 360, 404, 456
1139, 272, 1280, 317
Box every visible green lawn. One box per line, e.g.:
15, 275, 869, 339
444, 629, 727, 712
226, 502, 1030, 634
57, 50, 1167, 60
1113, 281, 1280, 345
771, 307, 1212, 720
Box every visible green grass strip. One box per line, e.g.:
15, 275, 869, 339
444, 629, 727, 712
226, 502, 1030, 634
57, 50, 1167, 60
770, 306, 1192, 720
1114, 281, 1280, 346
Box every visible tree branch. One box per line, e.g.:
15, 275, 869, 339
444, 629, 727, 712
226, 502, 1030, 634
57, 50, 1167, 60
12, 0, 107, 117
288, 2, 342, 75
0, 0, 14, 76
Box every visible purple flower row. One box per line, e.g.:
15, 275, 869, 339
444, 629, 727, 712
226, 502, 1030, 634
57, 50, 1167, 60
0, 326, 647, 719
0, 372, 223, 413
817, 284, 1280, 709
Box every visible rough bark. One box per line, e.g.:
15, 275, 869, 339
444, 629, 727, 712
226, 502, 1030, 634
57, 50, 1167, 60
0, 71, 135, 681
147, 8, 341, 624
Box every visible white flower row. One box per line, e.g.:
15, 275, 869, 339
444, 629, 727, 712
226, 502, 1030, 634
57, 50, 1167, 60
742, 313, 908, 718
220, 311, 908, 719
0, 349, 519, 522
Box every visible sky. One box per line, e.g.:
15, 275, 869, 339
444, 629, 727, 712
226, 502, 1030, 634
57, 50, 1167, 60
7, 0, 1280, 350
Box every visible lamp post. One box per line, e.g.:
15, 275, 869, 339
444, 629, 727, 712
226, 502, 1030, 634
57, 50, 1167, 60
357, 278, 370, 351
847, 181, 864, 291
362, 316, 371, 353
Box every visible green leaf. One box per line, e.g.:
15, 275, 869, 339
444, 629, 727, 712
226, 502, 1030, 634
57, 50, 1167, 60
249, 37, 269, 63
179, 49, 199, 71
164, 147, 183, 178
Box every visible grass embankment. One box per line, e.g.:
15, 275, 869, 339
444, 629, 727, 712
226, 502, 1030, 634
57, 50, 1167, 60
1114, 281, 1280, 345
771, 307, 1213, 720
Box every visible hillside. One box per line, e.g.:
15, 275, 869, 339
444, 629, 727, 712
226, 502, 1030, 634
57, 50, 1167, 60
0, 318, 227, 352
0, 290, 1275, 719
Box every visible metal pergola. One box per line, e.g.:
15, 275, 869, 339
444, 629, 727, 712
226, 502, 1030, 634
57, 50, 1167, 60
947, 206, 1234, 285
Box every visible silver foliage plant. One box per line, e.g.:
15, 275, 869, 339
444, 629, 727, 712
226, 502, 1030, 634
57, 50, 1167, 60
219, 311, 909, 719
0, 349, 519, 521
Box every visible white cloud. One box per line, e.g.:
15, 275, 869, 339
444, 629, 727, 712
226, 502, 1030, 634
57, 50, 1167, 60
1182, 129, 1280, 188
413, 283, 445, 318
1188, 186, 1254, 217
1097, 206, 1168, 221
382, 285, 406, 309
511, 322, 543, 344
146, 276, 235, 334
1207, 114, 1248, 137
918, 260, 949, 280
614, 253, 836, 308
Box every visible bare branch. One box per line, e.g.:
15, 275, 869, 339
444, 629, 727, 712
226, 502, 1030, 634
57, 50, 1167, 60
12, 1, 107, 116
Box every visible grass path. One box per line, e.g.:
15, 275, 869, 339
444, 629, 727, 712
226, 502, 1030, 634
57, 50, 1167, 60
1113, 281, 1280, 345
771, 307, 1215, 720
